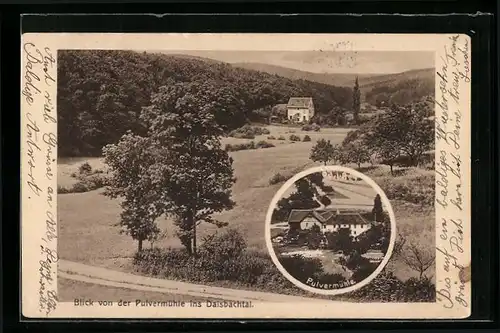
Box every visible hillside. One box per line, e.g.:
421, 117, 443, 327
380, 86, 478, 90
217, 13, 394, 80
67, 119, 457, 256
58, 50, 353, 157
232, 62, 379, 87
233, 62, 434, 105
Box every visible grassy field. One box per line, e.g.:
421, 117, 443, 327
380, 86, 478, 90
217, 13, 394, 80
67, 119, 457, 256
58, 124, 434, 283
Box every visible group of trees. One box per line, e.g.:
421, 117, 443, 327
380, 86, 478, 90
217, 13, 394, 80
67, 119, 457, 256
58, 50, 353, 157
309, 138, 370, 168
103, 80, 237, 255
364, 77, 434, 107
272, 173, 333, 222
309, 98, 434, 172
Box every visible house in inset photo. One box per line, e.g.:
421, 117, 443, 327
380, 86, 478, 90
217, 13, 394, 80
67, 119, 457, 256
287, 209, 372, 238
287, 97, 315, 123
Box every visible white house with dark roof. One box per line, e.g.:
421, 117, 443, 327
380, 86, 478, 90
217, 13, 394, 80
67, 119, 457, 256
287, 209, 372, 238
287, 97, 315, 123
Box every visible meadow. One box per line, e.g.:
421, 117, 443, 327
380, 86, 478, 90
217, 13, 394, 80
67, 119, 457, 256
58, 125, 434, 283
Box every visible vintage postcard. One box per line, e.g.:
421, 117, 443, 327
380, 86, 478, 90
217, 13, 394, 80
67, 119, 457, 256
21, 33, 471, 319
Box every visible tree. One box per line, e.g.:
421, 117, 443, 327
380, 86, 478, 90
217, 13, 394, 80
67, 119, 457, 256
372, 194, 383, 222
352, 76, 361, 125
103, 134, 162, 252
343, 142, 370, 168
400, 242, 435, 279
310, 138, 335, 165
326, 228, 353, 252
104, 80, 236, 256
366, 103, 434, 167
307, 224, 323, 250
273, 177, 321, 221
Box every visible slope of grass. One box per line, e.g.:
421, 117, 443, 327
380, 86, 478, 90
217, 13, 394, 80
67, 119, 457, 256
58, 126, 435, 285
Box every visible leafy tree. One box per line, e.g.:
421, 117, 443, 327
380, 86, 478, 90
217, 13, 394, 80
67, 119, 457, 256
352, 76, 361, 125
343, 142, 370, 168
272, 177, 321, 222
307, 224, 323, 250
310, 138, 335, 165
104, 80, 236, 256
366, 103, 434, 167
372, 194, 383, 222
326, 228, 353, 252
103, 134, 162, 252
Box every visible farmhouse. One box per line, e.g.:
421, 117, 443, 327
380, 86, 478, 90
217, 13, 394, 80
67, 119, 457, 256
287, 97, 315, 123
287, 209, 371, 238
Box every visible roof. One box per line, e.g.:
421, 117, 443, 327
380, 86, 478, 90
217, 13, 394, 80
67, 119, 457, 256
287, 209, 370, 226
287, 210, 324, 223
287, 97, 313, 108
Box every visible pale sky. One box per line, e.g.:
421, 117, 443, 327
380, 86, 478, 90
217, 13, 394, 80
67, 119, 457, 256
154, 50, 434, 74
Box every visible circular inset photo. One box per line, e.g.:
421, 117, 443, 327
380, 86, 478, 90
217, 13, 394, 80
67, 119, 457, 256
265, 166, 396, 296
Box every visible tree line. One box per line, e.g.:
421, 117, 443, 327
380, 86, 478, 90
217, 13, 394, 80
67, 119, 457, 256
58, 50, 353, 157
309, 97, 435, 173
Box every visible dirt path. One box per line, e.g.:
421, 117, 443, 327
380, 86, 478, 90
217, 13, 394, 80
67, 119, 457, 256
58, 260, 328, 303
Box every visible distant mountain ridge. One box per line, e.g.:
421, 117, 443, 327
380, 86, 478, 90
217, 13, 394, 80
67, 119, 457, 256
232, 62, 434, 88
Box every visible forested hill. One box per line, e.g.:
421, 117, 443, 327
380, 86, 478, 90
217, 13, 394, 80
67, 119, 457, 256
233, 62, 435, 105
58, 50, 352, 157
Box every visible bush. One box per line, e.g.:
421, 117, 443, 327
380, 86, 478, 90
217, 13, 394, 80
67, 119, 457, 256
57, 185, 71, 194
302, 123, 321, 132
78, 162, 92, 174
269, 172, 288, 185
132, 229, 301, 293
230, 132, 255, 139
256, 140, 275, 148
279, 255, 324, 284
228, 125, 270, 139
267, 135, 276, 140
278, 136, 286, 140
369, 168, 435, 206
402, 276, 436, 302
303, 135, 312, 142
289, 134, 301, 142
347, 271, 436, 302
225, 140, 274, 152
57, 174, 110, 194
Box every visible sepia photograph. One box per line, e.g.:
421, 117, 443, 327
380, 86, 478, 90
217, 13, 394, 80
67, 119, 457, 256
268, 167, 394, 295
21, 33, 471, 319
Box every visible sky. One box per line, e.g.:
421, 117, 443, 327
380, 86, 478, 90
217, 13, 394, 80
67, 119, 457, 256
155, 50, 434, 75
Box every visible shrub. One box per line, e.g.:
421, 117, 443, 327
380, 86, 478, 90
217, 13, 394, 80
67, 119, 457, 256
230, 132, 255, 139
228, 125, 270, 139
289, 134, 301, 142
78, 162, 92, 174
370, 168, 435, 206
256, 140, 275, 149
225, 140, 274, 152
267, 135, 276, 140
132, 229, 300, 293
269, 172, 288, 185
278, 136, 286, 140
58, 174, 111, 194
302, 123, 321, 132
347, 271, 436, 302
71, 182, 90, 193
279, 255, 324, 284
70, 172, 77, 178
57, 185, 71, 194
303, 135, 312, 142
402, 276, 436, 302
